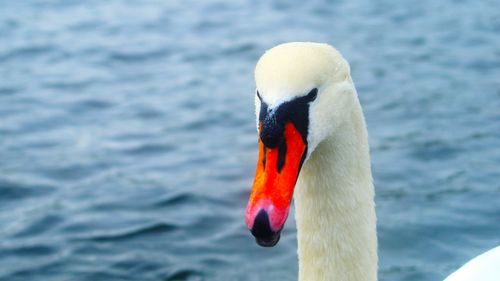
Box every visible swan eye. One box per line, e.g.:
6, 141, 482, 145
307, 88, 318, 101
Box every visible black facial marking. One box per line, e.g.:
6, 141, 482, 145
277, 140, 287, 172
258, 88, 317, 149
262, 146, 267, 169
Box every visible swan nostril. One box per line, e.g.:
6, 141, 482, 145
250, 209, 281, 247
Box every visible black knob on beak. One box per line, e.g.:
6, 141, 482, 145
260, 112, 284, 148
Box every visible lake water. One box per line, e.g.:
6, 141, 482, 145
0, 0, 499, 280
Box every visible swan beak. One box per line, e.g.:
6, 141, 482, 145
246, 122, 307, 247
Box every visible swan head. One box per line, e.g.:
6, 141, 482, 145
245, 42, 356, 247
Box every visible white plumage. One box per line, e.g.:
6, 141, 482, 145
252, 42, 499, 281
444, 246, 500, 281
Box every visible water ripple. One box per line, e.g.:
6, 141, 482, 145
79, 222, 177, 242
0, 179, 55, 203
1, 0, 499, 281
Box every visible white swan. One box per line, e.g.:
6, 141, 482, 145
244, 42, 499, 281
444, 245, 500, 281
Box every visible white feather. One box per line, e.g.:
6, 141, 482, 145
444, 246, 500, 281
254, 42, 499, 281
256, 42, 377, 281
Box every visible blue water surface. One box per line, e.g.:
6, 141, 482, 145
0, 0, 499, 280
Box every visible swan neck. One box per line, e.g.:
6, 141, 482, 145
294, 101, 378, 281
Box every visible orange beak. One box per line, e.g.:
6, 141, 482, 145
245, 122, 307, 246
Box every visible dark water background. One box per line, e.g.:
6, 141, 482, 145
1, 0, 499, 280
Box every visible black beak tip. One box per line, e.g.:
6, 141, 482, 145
255, 232, 281, 247
250, 209, 282, 247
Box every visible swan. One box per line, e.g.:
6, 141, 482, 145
244, 42, 500, 281
444, 245, 500, 281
